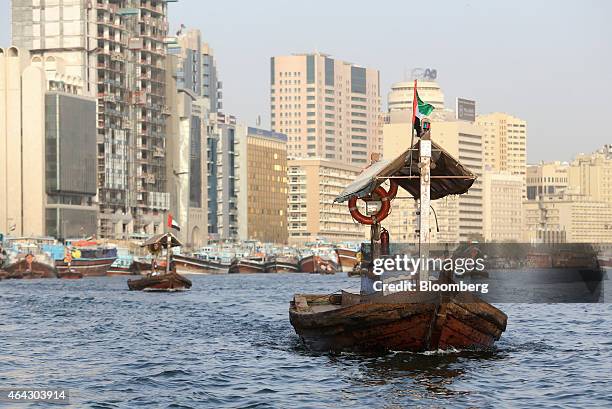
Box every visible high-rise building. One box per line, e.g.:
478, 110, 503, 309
270, 52, 382, 166
246, 127, 288, 243
202, 43, 222, 113
568, 145, 612, 204
1, 47, 97, 238
433, 120, 484, 241
482, 169, 524, 242
476, 112, 527, 181
12, 0, 175, 239
207, 113, 247, 241
287, 158, 365, 244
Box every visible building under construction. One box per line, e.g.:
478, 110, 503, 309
11, 0, 176, 239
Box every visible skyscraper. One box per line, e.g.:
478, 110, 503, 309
270, 52, 382, 166
12, 0, 175, 239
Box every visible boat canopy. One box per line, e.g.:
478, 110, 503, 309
334, 140, 476, 203
141, 232, 183, 250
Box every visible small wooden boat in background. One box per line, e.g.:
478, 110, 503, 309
127, 233, 192, 292
128, 271, 192, 291
55, 241, 117, 277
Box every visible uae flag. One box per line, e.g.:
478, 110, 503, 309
412, 79, 435, 137
167, 214, 181, 231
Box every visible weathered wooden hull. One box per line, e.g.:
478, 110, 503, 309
173, 254, 228, 275
228, 259, 266, 274
299, 255, 338, 274
127, 272, 192, 291
264, 258, 300, 273
290, 291, 507, 352
3, 260, 57, 279
57, 269, 84, 279
55, 257, 116, 277
336, 248, 358, 273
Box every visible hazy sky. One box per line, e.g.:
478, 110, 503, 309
1, 0, 610, 163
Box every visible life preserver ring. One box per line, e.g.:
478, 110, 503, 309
348, 186, 391, 225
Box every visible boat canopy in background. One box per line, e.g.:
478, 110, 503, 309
334, 140, 476, 203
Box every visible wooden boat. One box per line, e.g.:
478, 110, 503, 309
3, 254, 57, 279
299, 255, 338, 274
228, 257, 266, 274
173, 253, 227, 275
57, 269, 84, 279
127, 271, 192, 291
127, 232, 192, 291
265, 256, 300, 273
290, 290, 507, 352
55, 243, 117, 277
335, 247, 359, 273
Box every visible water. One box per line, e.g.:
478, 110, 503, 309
1, 274, 610, 408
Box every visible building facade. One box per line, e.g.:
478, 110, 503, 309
0, 47, 97, 238
476, 112, 527, 183
12, 0, 175, 239
246, 127, 288, 243
526, 161, 570, 200
271, 52, 382, 166
524, 195, 612, 243
207, 113, 247, 241
287, 158, 365, 245
482, 170, 524, 242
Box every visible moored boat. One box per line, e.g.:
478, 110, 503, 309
299, 254, 338, 274
54, 241, 117, 277
173, 253, 228, 275
229, 257, 267, 274
3, 253, 57, 279
335, 247, 359, 273
265, 256, 300, 273
57, 269, 84, 279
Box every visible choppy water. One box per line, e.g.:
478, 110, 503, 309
1, 274, 610, 408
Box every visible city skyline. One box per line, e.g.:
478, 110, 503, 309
2, 0, 610, 164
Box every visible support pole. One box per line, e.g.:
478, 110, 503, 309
418, 127, 432, 282
166, 234, 171, 275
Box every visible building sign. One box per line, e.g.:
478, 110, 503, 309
456, 98, 476, 122
411, 68, 437, 81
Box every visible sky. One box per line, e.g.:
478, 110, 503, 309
1, 0, 611, 163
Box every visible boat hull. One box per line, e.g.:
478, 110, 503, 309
173, 254, 229, 275
127, 272, 192, 291
289, 291, 507, 352
3, 259, 57, 279
57, 269, 84, 279
265, 260, 300, 274
229, 259, 266, 274
299, 255, 338, 274
336, 248, 358, 273
55, 258, 116, 277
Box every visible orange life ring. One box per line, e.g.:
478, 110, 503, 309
348, 186, 391, 225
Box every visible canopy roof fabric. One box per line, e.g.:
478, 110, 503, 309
335, 140, 476, 203
141, 232, 183, 249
